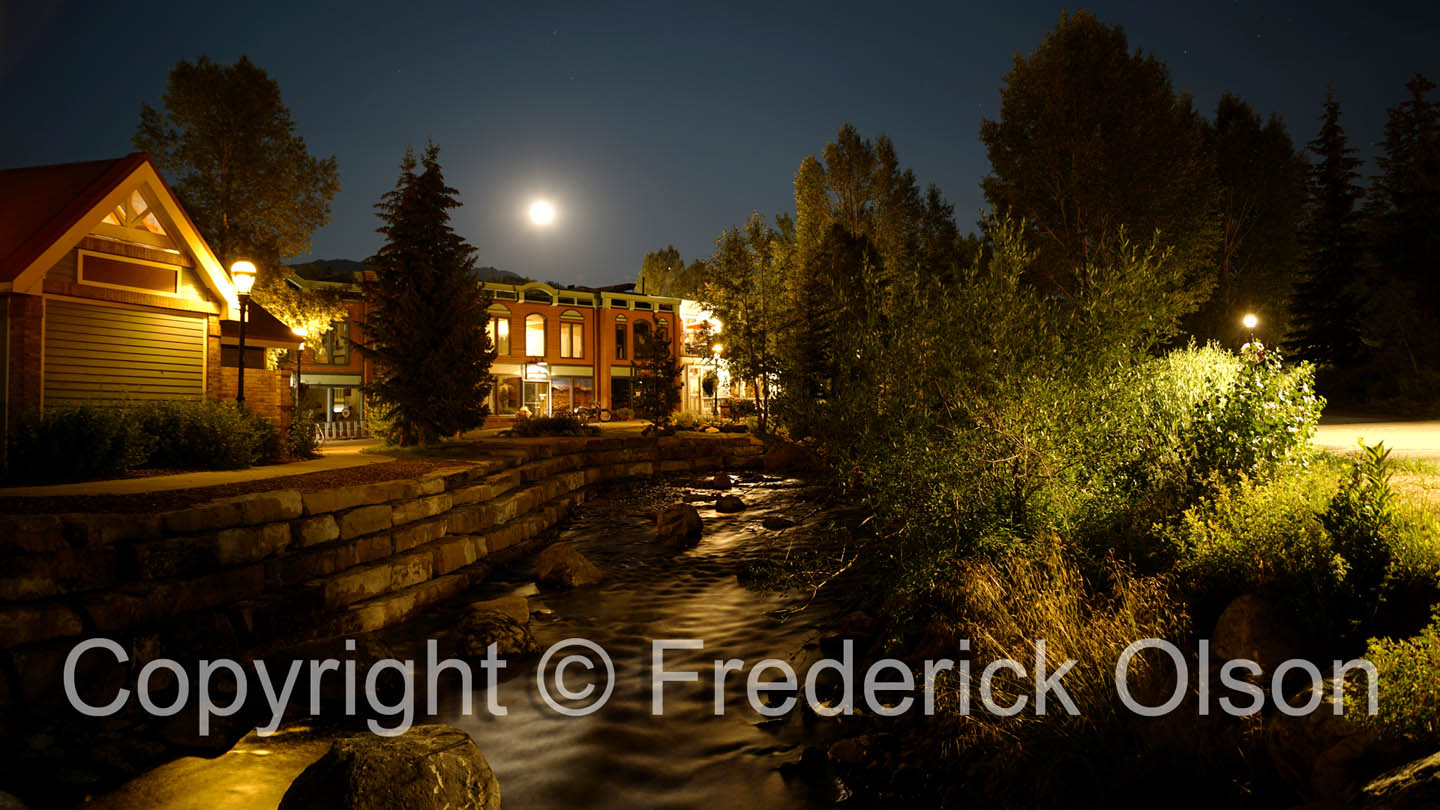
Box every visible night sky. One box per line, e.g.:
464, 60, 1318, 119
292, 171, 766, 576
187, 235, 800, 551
2, 1, 1436, 287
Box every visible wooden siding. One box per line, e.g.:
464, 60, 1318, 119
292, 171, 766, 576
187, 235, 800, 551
43, 299, 206, 408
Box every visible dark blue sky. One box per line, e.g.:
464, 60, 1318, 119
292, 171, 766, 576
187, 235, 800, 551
2, 1, 1436, 286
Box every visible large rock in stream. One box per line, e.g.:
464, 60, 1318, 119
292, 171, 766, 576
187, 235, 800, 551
657, 504, 703, 548
1361, 749, 1440, 808
457, 596, 538, 657
279, 725, 500, 810
535, 542, 603, 588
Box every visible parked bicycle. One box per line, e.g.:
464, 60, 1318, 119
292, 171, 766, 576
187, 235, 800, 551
572, 404, 614, 423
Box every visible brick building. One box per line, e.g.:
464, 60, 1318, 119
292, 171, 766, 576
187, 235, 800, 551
0, 153, 299, 452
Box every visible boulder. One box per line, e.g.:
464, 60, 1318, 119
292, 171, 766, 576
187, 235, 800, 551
764, 442, 821, 475
0, 791, 32, 810
657, 504, 703, 548
468, 595, 531, 624
535, 542, 603, 588
1212, 594, 1302, 677
706, 473, 734, 490
1267, 678, 1403, 801
456, 606, 538, 658
715, 495, 747, 513
1362, 749, 1440, 808
761, 515, 797, 530
279, 725, 500, 810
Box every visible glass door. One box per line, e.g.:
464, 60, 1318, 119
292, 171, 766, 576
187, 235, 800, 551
523, 380, 549, 415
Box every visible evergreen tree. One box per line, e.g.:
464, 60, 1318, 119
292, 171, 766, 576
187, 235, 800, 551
361, 144, 494, 445
1364, 74, 1440, 387
980, 12, 1219, 306
1289, 88, 1368, 371
1191, 93, 1308, 344
632, 321, 682, 425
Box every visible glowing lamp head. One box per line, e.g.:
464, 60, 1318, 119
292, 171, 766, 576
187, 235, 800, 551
1242, 313, 1259, 330
529, 200, 556, 226
712, 343, 723, 356
231, 260, 257, 296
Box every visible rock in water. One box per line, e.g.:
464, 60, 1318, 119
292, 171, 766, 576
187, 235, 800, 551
708, 473, 733, 490
467, 594, 531, 624
457, 606, 538, 658
279, 725, 500, 810
1363, 749, 1440, 808
535, 542, 603, 588
657, 504, 703, 548
761, 515, 796, 530
715, 494, 746, 513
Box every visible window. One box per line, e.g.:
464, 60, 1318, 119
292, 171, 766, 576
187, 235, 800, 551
493, 289, 518, 301
312, 322, 350, 365
560, 322, 583, 358
524, 288, 553, 304
634, 300, 653, 310
633, 320, 651, 351
658, 303, 674, 312
525, 314, 546, 356
492, 376, 520, 414
487, 316, 510, 355
611, 377, 632, 409
615, 320, 627, 360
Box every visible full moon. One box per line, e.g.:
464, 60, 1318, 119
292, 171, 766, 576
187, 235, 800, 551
529, 199, 556, 226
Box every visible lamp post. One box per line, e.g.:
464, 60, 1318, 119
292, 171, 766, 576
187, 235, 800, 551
711, 343, 723, 418
291, 327, 308, 414
1242, 313, 1259, 346
231, 260, 256, 408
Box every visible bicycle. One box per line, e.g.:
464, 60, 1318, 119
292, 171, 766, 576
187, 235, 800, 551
572, 404, 613, 423
312, 422, 327, 451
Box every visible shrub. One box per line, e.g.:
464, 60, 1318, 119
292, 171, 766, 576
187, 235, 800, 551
674, 411, 702, 430
287, 408, 323, 458
508, 413, 597, 437
8, 407, 153, 483
134, 400, 280, 469
1353, 610, 1440, 742
1323, 441, 1401, 624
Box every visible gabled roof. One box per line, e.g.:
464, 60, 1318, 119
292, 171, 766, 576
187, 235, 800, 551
0, 153, 239, 317
221, 300, 304, 349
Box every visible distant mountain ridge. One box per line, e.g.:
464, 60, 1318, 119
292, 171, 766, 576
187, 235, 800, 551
288, 258, 529, 284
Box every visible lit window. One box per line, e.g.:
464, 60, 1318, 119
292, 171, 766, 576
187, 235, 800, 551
487, 316, 510, 355
560, 322, 583, 358
525, 314, 546, 356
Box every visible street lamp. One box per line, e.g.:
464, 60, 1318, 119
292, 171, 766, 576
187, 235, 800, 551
291, 326, 308, 413
711, 343, 723, 418
231, 260, 257, 408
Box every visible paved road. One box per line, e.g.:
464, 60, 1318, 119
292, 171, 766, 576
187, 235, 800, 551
1314, 419, 1440, 460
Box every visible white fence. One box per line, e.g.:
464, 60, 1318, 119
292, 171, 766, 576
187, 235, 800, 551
319, 420, 368, 440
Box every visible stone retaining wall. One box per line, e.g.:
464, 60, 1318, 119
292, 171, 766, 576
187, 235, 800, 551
0, 434, 762, 731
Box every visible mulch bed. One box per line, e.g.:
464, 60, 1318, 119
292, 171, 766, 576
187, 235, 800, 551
0, 459, 471, 515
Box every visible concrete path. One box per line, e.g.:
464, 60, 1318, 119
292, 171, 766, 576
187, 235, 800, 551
1314, 418, 1440, 461
0, 451, 391, 498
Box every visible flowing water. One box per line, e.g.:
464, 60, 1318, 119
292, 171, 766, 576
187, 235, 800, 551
94, 473, 863, 810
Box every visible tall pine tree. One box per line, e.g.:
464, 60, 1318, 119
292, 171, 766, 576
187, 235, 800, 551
1365, 74, 1440, 387
361, 144, 494, 445
1289, 88, 1368, 371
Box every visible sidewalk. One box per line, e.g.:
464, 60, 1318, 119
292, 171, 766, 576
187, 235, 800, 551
1314, 418, 1440, 460
0, 451, 391, 498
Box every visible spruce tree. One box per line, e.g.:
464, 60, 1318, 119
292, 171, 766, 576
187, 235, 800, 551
362, 144, 494, 445
1288, 89, 1368, 370
632, 322, 682, 426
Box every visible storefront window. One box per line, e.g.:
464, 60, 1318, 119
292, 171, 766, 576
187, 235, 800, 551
550, 377, 572, 412
572, 377, 594, 408
493, 376, 520, 414
611, 377, 632, 409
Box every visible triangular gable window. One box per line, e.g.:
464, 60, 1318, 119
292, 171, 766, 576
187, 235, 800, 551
94, 187, 175, 248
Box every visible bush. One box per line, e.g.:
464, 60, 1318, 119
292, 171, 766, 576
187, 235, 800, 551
508, 413, 597, 437
134, 400, 281, 469
287, 408, 322, 459
1354, 610, 1440, 742
8, 407, 153, 483
1323, 441, 1401, 623
674, 411, 702, 430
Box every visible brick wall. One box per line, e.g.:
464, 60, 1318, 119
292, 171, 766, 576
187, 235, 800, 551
217, 366, 293, 430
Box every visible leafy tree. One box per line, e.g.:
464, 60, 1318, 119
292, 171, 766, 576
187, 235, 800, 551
134, 55, 344, 335
703, 213, 789, 434
1190, 93, 1308, 344
980, 12, 1219, 306
1288, 88, 1368, 371
632, 320, 682, 425
360, 144, 494, 446
636, 246, 705, 298
1364, 74, 1440, 390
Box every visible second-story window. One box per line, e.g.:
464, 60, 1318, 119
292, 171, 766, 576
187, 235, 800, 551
312, 322, 350, 365
487, 316, 510, 355
560, 322, 583, 358
615, 316, 627, 360
525, 313, 546, 356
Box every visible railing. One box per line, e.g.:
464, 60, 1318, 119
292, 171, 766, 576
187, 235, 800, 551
319, 420, 368, 440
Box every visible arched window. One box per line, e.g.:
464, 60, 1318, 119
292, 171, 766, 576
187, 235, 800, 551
525, 313, 546, 356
